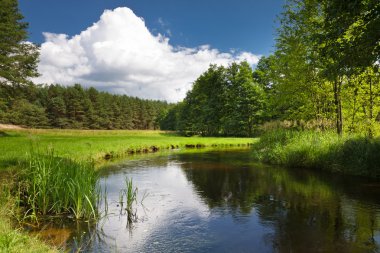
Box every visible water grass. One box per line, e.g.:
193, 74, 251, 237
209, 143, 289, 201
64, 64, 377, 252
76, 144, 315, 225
118, 177, 138, 214
18, 149, 100, 222
125, 178, 138, 211
116, 176, 141, 229
252, 129, 380, 178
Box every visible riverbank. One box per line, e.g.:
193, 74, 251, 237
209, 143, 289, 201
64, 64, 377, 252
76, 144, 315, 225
0, 129, 255, 167
252, 130, 380, 178
0, 129, 255, 252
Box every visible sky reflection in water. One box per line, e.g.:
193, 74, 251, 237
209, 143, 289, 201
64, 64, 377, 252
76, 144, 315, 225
66, 150, 380, 253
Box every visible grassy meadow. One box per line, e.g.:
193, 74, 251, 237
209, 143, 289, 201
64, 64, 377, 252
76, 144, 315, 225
1, 129, 255, 167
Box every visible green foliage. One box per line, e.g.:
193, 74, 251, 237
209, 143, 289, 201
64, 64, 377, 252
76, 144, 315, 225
161, 62, 265, 137
253, 129, 380, 178
0, 0, 39, 86
322, 0, 380, 70
0, 228, 55, 253
7, 99, 49, 128
0, 129, 254, 166
255, 0, 380, 136
19, 149, 100, 221
0, 83, 171, 129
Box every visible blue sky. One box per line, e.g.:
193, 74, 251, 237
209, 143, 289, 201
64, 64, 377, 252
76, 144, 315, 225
19, 0, 284, 101
20, 0, 283, 55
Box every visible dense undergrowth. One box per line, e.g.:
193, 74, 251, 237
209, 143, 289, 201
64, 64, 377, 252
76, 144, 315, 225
252, 130, 380, 178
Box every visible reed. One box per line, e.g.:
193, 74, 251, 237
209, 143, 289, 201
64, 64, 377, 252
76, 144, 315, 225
18, 149, 100, 221
125, 177, 138, 211
119, 177, 137, 212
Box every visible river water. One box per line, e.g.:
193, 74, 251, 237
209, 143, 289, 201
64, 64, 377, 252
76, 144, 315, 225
46, 149, 380, 252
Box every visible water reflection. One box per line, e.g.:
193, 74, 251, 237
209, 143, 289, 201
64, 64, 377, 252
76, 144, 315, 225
47, 150, 380, 253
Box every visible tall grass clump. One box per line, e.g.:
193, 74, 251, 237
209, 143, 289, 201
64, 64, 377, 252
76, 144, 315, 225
19, 150, 100, 222
253, 129, 380, 178
118, 177, 138, 226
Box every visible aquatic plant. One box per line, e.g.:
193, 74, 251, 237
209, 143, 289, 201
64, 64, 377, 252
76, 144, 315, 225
119, 177, 138, 211
18, 149, 100, 222
117, 176, 139, 227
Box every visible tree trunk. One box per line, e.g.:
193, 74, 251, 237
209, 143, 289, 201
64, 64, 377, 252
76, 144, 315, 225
333, 78, 343, 135
368, 75, 374, 138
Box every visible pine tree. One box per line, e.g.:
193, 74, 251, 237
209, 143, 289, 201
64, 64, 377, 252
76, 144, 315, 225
0, 0, 39, 86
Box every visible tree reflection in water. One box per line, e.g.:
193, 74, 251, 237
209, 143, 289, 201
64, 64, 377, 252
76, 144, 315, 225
179, 151, 380, 253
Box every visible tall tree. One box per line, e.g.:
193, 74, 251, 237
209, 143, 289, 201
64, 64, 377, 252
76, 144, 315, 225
223, 62, 265, 136
319, 0, 380, 134
165, 62, 265, 136
0, 0, 39, 86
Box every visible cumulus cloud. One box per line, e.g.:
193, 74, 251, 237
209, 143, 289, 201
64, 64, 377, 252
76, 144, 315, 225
35, 7, 260, 102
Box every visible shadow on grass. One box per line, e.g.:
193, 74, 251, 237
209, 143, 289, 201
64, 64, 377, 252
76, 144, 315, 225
0, 158, 23, 171
158, 131, 181, 137
0, 131, 9, 137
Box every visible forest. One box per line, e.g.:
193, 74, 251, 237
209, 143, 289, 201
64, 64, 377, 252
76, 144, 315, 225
0, 83, 171, 129
160, 0, 380, 137
1, 0, 379, 138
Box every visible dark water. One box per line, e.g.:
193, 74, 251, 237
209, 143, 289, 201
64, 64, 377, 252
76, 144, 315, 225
52, 149, 380, 252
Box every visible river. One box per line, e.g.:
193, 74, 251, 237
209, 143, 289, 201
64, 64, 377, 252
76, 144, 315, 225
39, 149, 380, 252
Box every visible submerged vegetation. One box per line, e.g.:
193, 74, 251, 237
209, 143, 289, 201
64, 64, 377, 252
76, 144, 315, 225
253, 130, 380, 178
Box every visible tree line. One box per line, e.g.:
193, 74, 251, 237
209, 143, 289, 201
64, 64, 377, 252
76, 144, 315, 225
160, 0, 380, 137
1, 0, 379, 135
0, 0, 171, 130
0, 83, 171, 129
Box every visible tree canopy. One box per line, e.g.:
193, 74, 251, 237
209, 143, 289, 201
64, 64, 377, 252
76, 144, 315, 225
160, 62, 265, 137
0, 83, 171, 129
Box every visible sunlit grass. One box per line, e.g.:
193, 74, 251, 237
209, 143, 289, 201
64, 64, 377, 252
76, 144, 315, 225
0, 129, 255, 166
253, 129, 380, 177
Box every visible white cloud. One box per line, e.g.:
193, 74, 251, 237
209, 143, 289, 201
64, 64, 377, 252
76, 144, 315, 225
35, 7, 260, 102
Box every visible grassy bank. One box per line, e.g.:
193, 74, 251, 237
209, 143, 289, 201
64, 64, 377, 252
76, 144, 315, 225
0, 171, 57, 253
0, 129, 255, 167
252, 130, 380, 178
0, 129, 254, 252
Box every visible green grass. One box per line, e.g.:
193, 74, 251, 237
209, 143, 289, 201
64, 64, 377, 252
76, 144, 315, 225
0, 224, 56, 253
123, 177, 138, 212
0, 129, 255, 166
0, 172, 58, 253
252, 129, 380, 178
